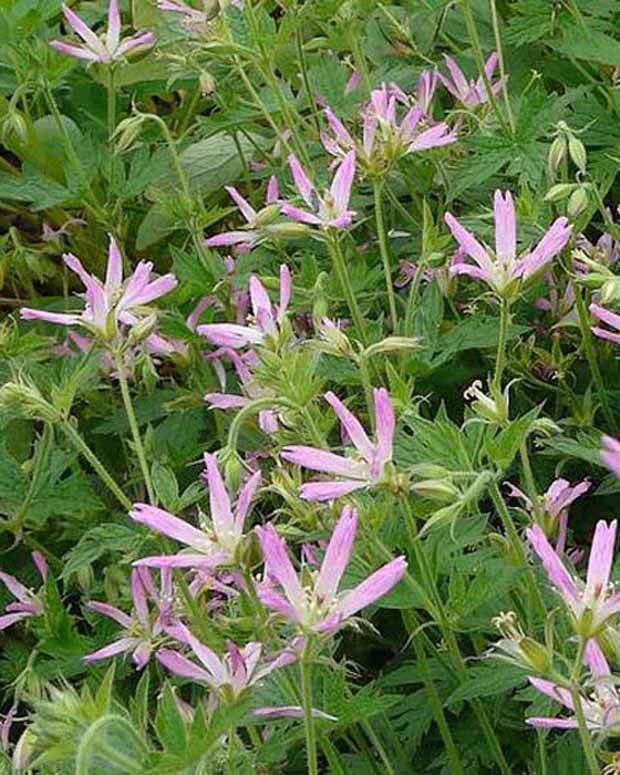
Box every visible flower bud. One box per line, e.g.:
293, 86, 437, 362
568, 136, 587, 174
199, 70, 215, 95
567, 186, 588, 218
263, 222, 311, 239
254, 204, 281, 227
0, 381, 60, 423
12, 727, 35, 771
317, 317, 353, 356
544, 183, 575, 202
411, 478, 459, 503
519, 637, 552, 673
600, 277, 620, 305
113, 115, 145, 153
364, 336, 421, 358
126, 313, 158, 347
426, 251, 446, 268
547, 135, 567, 177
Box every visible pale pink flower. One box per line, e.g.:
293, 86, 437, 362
0, 552, 48, 631
526, 520, 620, 636
197, 264, 291, 350
204, 348, 278, 433
507, 478, 590, 554
205, 177, 279, 252
21, 235, 177, 340
590, 303, 620, 345
281, 388, 395, 501
83, 568, 171, 668
157, 623, 299, 702
527, 640, 620, 732
445, 190, 572, 296
280, 152, 356, 230
439, 52, 504, 108
602, 435, 620, 478
50, 0, 154, 63
130, 454, 260, 569
256, 506, 406, 633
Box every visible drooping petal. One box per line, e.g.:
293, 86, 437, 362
526, 525, 579, 605
281, 446, 367, 479
31, 551, 49, 582
130, 503, 212, 552
0, 612, 33, 630
0, 572, 32, 604
314, 506, 358, 603
86, 601, 132, 628
528, 677, 575, 710
590, 303, 620, 333
333, 556, 407, 620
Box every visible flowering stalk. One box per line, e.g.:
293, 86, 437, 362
326, 234, 368, 345
493, 297, 510, 393
570, 638, 600, 775
112, 349, 156, 504
300, 641, 318, 775
372, 179, 398, 330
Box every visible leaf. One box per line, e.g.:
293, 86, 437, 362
151, 463, 179, 512
444, 662, 527, 706
61, 525, 143, 581
552, 27, 620, 66
75, 714, 149, 775
484, 406, 541, 470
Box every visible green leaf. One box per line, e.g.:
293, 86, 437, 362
444, 662, 527, 706
484, 406, 541, 470
552, 27, 620, 66
151, 463, 179, 511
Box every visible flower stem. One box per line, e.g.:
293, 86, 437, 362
570, 638, 600, 775
295, 21, 321, 137
488, 0, 515, 134
372, 179, 398, 331
493, 297, 510, 393
113, 351, 156, 504
300, 645, 318, 775
107, 66, 116, 146
60, 419, 132, 511
326, 234, 368, 345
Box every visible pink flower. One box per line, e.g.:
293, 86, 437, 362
602, 435, 620, 478
130, 454, 261, 568
157, 623, 299, 701
50, 0, 154, 63
361, 85, 456, 160
507, 478, 590, 554
438, 52, 504, 108
280, 152, 356, 230
255, 506, 406, 633
204, 177, 279, 252
20, 235, 177, 340
527, 641, 620, 732
204, 348, 278, 433
526, 520, 620, 636
197, 265, 291, 350
0, 552, 48, 631
281, 388, 395, 501
445, 190, 572, 296
590, 303, 620, 345
83, 568, 171, 669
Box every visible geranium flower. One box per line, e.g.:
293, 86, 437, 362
0, 552, 48, 631
590, 304, 620, 345
20, 235, 177, 341
50, 0, 154, 63
438, 52, 504, 108
255, 506, 406, 633
281, 388, 395, 501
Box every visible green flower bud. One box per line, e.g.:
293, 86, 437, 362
364, 336, 421, 358
264, 222, 312, 239
544, 183, 575, 202
567, 186, 588, 218
126, 313, 158, 347
547, 135, 567, 177
568, 136, 587, 174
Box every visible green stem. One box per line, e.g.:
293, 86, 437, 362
60, 420, 131, 510
300, 646, 318, 775
107, 67, 116, 145
295, 20, 321, 137
357, 354, 375, 429
488, 0, 515, 134
460, 0, 510, 134
226, 396, 322, 451
493, 297, 510, 393
113, 350, 156, 504
570, 638, 600, 775
326, 234, 368, 345
519, 440, 543, 521
537, 730, 548, 775
372, 179, 398, 331
404, 263, 425, 336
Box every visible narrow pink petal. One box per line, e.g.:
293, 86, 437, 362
114, 31, 155, 58
20, 307, 82, 326
334, 557, 407, 619
255, 524, 304, 610
197, 323, 263, 348
105, 235, 123, 293
325, 108, 354, 145
278, 264, 291, 320
133, 552, 228, 568
0, 572, 32, 604
83, 637, 138, 663
266, 176, 279, 203
602, 435, 620, 477
526, 717, 579, 729
131, 568, 149, 624
324, 392, 374, 460
315, 506, 358, 602
585, 520, 617, 602
61, 3, 101, 49
329, 151, 356, 215
130, 503, 211, 551
591, 327, 620, 345
256, 586, 300, 622
590, 303, 620, 333
526, 525, 579, 604
174, 624, 226, 684
280, 203, 322, 225
203, 453, 234, 540
31, 551, 49, 582
225, 186, 256, 224
254, 706, 337, 720
233, 471, 261, 535
204, 231, 255, 247
107, 0, 121, 51
86, 601, 132, 628
407, 123, 457, 152
249, 276, 274, 328
0, 612, 33, 630
444, 213, 493, 273
127, 274, 177, 306
443, 55, 469, 99
584, 639, 610, 678
493, 190, 516, 263
204, 393, 248, 410
287, 154, 315, 208
49, 40, 100, 61
156, 648, 214, 685
528, 677, 575, 710
281, 446, 367, 478
373, 388, 394, 465
520, 218, 572, 280
299, 479, 366, 501
484, 52, 499, 80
